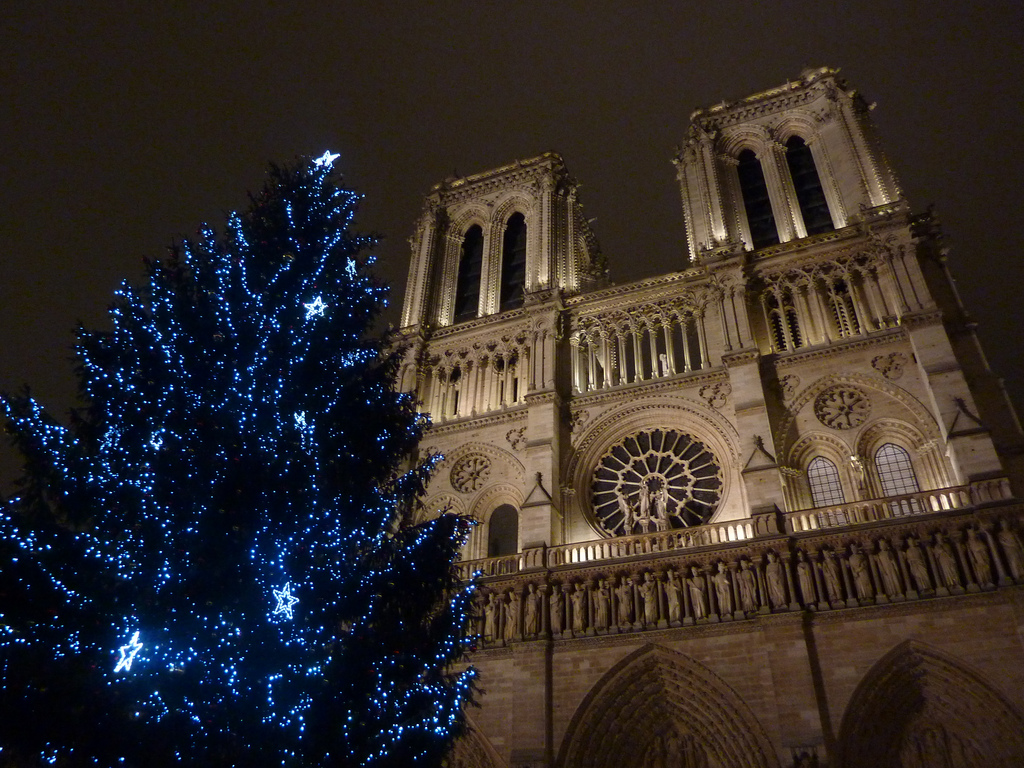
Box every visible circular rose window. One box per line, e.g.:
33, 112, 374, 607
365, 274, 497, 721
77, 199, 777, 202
591, 429, 723, 537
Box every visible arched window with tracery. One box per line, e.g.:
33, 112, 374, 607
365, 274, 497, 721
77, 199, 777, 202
737, 149, 779, 249
807, 456, 845, 508
825, 276, 861, 338
764, 287, 802, 351
786, 135, 834, 235
454, 225, 483, 322
499, 213, 527, 311
488, 504, 519, 556
875, 442, 921, 515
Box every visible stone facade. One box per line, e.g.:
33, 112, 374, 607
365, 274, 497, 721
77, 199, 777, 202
396, 67, 1024, 767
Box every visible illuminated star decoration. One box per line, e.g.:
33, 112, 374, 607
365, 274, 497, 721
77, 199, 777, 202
114, 631, 143, 673
313, 151, 340, 168
272, 583, 300, 620
303, 296, 327, 320
149, 432, 163, 450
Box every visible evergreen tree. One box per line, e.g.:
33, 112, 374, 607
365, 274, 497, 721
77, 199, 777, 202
0, 153, 476, 767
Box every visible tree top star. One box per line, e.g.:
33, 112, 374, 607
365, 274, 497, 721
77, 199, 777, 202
314, 151, 340, 168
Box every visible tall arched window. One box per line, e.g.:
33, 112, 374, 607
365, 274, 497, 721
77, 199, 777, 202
875, 443, 921, 515
737, 149, 779, 249
764, 288, 802, 351
454, 225, 483, 322
786, 136, 834, 235
808, 457, 845, 507
500, 213, 527, 311
488, 504, 519, 557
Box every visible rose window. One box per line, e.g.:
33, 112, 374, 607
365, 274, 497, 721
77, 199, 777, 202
591, 429, 723, 537
814, 386, 870, 430
450, 455, 491, 494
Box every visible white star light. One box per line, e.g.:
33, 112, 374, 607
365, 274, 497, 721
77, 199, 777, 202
273, 583, 300, 620
303, 296, 327, 320
314, 151, 340, 168
115, 631, 143, 672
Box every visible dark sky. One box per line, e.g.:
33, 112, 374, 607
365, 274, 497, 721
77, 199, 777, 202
3, 2, 1022, 492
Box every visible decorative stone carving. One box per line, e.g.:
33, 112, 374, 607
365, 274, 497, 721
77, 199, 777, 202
592, 429, 723, 536
483, 593, 498, 641
875, 539, 902, 598
933, 532, 961, 589
738, 560, 758, 612
503, 590, 520, 641
905, 535, 932, 592
966, 528, 992, 586
594, 579, 611, 630
505, 427, 527, 451
849, 543, 874, 600
570, 409, 589, 436
549, 584, 564, 635
571, 583, 588, 633
872, 351, 909, 380
814, 386, 870, 430
451, 455, 491, 493
822, 550, 843, 603
523, 584, 540, 637
779, 374, 800, 400
713, 562, 733, 615
688, 566, 707, 620
699, 381, 731, 409
665, 570, 683, 624
639, 573, 659, 626
615, 576, 634, 627
765, 552, 787, 608
796, 550, 816, 604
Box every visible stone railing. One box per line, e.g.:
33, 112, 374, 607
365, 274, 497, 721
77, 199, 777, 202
784, 480, 1013, 534
461, 493, 1023, 649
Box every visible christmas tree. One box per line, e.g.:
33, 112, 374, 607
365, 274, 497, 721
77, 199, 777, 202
0, 153, 476, 767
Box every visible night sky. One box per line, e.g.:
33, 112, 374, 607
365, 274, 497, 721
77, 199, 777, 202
3, 2, 1022, 492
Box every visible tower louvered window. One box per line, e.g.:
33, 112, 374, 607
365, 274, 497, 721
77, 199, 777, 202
827, 277, 861, 338
454, 225, 483, 322
500, 213, 527, 311
786, 136, 834, 235
737, 149, 780, 249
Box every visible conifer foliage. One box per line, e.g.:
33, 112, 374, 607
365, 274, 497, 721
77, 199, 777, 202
0, 155, 476, 767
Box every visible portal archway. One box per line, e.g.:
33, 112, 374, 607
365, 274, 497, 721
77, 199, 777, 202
557, 644, 779, 768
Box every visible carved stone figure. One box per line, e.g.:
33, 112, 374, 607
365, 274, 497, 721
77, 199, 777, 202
876, 539, 902, 597
933, 532, 961, 589
822, 549, 842, 602
594, 579, 611, 630
765, 552, 786, 608
738, 560, 758, 612
653, 484, 670, 532
713, 562, 733, 615
503, 590, 520, 641
640, 572, 659, 626
638, 484, 652, 534
849, 543, 874, 599
665, 570, 683, 623
617, 492, 635, 536
615, 577, 634, 627
524, 584, 540, 637
550, 584, 565, 634
905, 535, 932, 591
688, 566, 707, 619
484, 593, 498, 641
796, 550, 816, 604
571, 583, 587, 633
967, 528, 992, 586
998, 519, 1024, 580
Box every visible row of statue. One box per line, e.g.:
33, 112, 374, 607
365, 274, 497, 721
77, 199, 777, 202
476, 521, 1024, 643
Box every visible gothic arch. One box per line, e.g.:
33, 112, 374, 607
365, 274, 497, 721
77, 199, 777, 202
446, 713, 506, 768
716, 124, 770, 158
837, 640, 1024, 768
556, 644, 780, 768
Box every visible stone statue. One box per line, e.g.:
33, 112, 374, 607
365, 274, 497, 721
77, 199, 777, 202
571, 583, 587, 633
640, 572, 659, 626
617, 492, 635, 536
998, 519, 1024, 580
638, 484, 652, 534
615, 577, 634, 627
765, 552, 786, 608
550, 584, 565, 634
688, 566, 707, 619
594, 579, 611, 630
967, 528, 992, 586
822, 549, 842, 602
796, 550, 816, 604
933, 532, 961, 589
653, 484, 670, 532
849, 543, 874, 599
713, 562, 733, 615
665, 570, 682, 623
905, 535, 932, 592
484, 592, 498, 641
875, 539, 902, 597
503, 589, 520, 641
524, 584, 540, 637
738, 560, 757, 612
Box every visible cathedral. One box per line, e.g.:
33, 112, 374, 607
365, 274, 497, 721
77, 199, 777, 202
395, 68, 1024, 767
